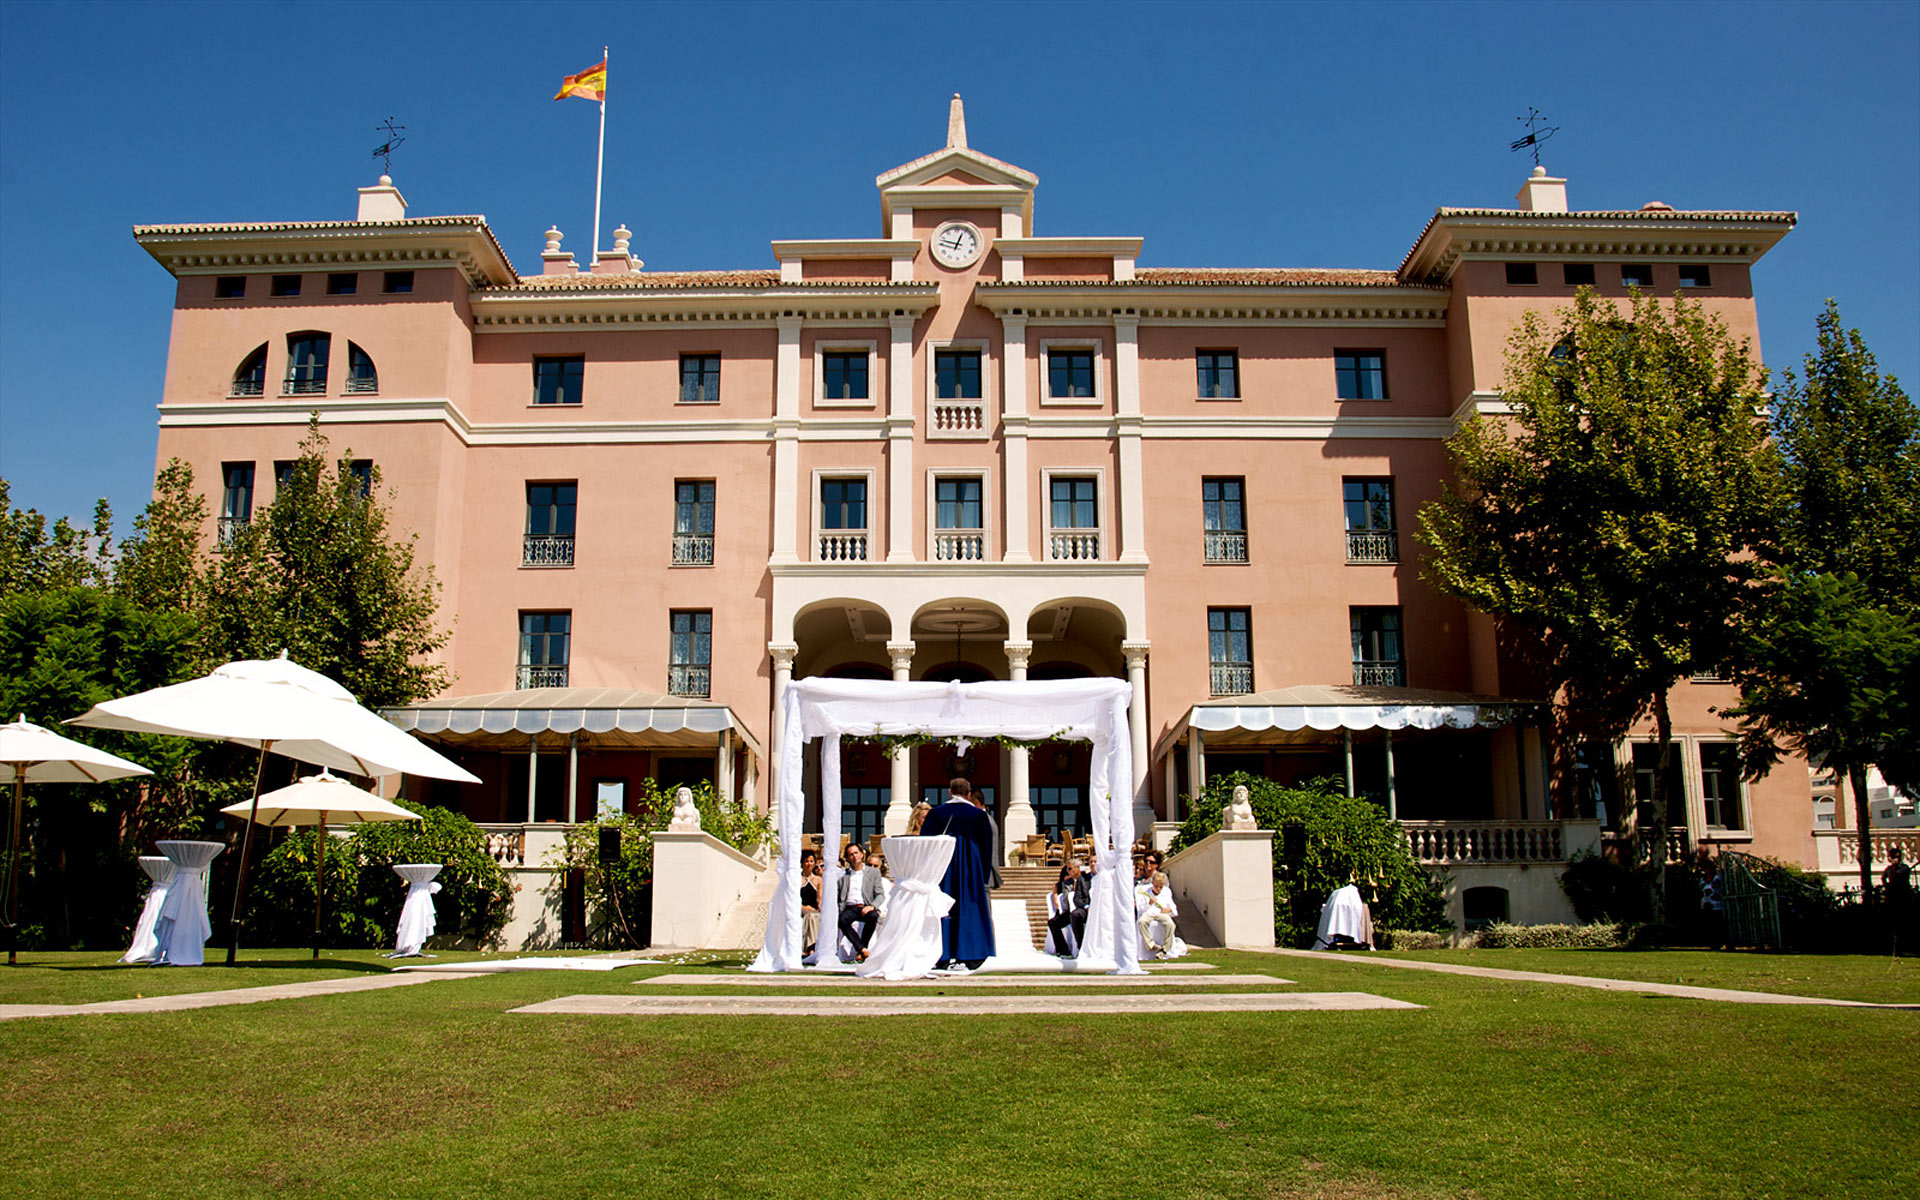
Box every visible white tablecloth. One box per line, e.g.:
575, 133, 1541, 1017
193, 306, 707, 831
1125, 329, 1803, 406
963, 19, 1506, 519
392, 863, 443, 956
120, 855, 175, 964
152, 840, 223, 966
854, 835, 954, 981
1313, 883, 1375, 950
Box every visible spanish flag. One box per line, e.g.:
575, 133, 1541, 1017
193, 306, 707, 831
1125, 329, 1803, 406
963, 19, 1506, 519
554, 58, 606, 102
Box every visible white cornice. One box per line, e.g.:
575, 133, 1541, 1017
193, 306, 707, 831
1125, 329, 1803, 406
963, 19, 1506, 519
133, 223, 518, 289
470, 288, 939, 329
770, 239, 919, 261
993, 237, 1144, 257
975, 284, 1448, 326
771, 560, 1146, 580
1402, 212, 1795, 283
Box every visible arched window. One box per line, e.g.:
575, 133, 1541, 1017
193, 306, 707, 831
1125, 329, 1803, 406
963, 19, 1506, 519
285, 332, 330, 395
231, 344, 267, 396
345, 342, 378, 394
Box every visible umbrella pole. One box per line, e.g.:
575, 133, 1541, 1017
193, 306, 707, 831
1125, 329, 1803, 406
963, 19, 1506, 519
6, 775, 24, 966
312, 816, 326, 961
226, 742, 272, 967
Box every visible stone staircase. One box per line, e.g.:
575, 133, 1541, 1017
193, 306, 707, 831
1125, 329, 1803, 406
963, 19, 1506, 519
995, 864, 1064, 950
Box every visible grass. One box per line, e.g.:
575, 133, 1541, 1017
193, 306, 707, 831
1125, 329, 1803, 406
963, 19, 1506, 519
2, 948, 1916, 1199
1370, 946, 1920, 1005
0, 948, 503, 1006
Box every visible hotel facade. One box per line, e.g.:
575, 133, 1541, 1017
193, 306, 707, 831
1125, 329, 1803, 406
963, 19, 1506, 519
133, 101, 1835, 933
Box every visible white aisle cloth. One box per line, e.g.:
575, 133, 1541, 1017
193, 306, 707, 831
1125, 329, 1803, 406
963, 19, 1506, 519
392, 863, 443, 956
1314, 883, 1375, 949
152, 840, 223, 967
120, 855, 175, 964
853, 836, 955, 981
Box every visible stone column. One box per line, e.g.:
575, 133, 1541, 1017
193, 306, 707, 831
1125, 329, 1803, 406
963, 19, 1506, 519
883, 640, 916, 834
768, 642, 798, 832
1113, 313, 1148, 564
567, 731, 579, 824
1187, 728, 1206, 809
715, 727, 733, 808
887, 313, 916, 561
771, 316, 803, 563
1000, 314, 1032, 562
1002, 641, 1037, 851
525, 733, 539, 824
1122, 640, 1152, 835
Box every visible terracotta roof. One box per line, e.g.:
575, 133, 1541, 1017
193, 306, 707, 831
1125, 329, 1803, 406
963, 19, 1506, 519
496, 269, 936, 294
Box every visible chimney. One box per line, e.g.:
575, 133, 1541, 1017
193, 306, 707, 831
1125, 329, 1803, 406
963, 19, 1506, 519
592, 224, 641, 274
1516, 165, 1568, 213
541, 225, 578, 275
356, 174, 408, 222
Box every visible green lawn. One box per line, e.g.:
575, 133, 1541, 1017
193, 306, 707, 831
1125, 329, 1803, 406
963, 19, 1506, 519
0, 948, 509, 1006
1370, 947, 1920, 1005
3, 949, 1914, 1199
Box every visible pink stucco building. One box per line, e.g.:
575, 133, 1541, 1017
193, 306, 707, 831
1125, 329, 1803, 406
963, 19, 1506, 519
133, 99, 1820, 932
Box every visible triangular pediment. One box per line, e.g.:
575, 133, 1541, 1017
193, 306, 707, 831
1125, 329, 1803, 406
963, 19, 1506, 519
875, 144, 1038, 191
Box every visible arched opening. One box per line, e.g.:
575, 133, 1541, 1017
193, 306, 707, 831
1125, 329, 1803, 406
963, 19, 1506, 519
231, 343, 268, 396
346, 342, 378, 394
1462, 885, 1510, 932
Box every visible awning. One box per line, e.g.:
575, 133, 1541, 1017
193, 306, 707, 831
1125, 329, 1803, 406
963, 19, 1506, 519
383, 687, 763, 758
1156, 684, 1541, 758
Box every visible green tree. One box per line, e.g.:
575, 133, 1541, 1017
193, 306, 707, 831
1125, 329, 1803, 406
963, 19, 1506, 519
1417, 290, 1776, 905
203, 420, 450, 709
114, 459, 208, 615
1729, 302, 1920, 895
0, 480, 113, 598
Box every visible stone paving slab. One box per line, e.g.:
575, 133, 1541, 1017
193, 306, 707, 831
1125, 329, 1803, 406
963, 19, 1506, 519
513, 991, 1424, 1016
0, 970, 486, 1021
1142, 961, 1216, 970
1259, 948, 1920, 1009
638, 972, 1290, 988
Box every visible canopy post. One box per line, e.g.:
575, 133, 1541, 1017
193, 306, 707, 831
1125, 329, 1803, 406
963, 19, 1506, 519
526, 734, 539, 824
883, 641, 916, 835
312, 817, 327, 961
768, 642, 798, 834
6, 774, 24, 966
1384, 730, 1397, 820
226, 740, 273, 966
1123, 642, 1152, 838
1343, 729, 1355, 797
567, 732, 579, 824
1001, 641, 1034, 851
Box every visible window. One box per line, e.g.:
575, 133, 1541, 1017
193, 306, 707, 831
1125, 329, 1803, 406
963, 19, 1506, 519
1032, 786, 1090, 839
1620, 264, 1654, 288
327, 272, 357, 296
215, 276, 246, 299
673, 480, 715, 566
285, 332, 330, 395
1699, 743, 1745, 830
345, 343, 378, 394
1572, 742, 1621, 830
819, 477, 868, 561
669, 610, 712, 697
1630, 743, 1688, 849
1462, 887, 1510, 931
1048, 476, 1099, 561
346, 460, 373, 497
1679, 264, 1712, 288
1335, 350, 1387, 400
821, 350, 869, 401
270, 274, 302, 297
1208, 608, 1252, 696
219, 462, 254, 546
1046, 347, 1096, 399
1342, 478, 1397, 563
1202, 477, 1247, 563
518, 611, 570, 688
1504, 262, 1538, 286
934, 349, 981, 398
841, 786, 891, 842
383, 270, 414, 294
533, 355, 584, 406
1197, 350, 1239, 399
933, 476, 983, 561
680, 354, 721, 404
231, 344, 268, 397
1563, 263, 1596, 287
1350, 606, 1404, 687
524, 482, 576, 567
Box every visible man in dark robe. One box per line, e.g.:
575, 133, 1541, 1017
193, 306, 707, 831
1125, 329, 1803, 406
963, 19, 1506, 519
921, 776, 997, 970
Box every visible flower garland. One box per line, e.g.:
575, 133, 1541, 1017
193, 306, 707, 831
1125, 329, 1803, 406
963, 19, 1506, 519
842, 728, 1075, 757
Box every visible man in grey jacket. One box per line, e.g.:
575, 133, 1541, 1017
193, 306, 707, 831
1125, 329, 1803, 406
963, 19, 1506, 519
836, 842, 886, 960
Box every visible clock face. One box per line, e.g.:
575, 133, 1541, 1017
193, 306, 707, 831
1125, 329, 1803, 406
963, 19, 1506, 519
931, 221, 983, 269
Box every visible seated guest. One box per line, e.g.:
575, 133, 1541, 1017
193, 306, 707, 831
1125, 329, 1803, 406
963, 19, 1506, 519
1047, 859, 1091, 956
1138, 871, 1188, 959
799, 850, 822, 955
837, 842, 886, 961
906, 802, 933, 835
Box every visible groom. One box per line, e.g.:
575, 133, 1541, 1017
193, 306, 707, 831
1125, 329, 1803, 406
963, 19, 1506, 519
920, 775, 996, 971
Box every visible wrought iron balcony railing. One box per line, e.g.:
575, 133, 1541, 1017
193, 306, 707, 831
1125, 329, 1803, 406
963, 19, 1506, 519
672, 532, 714, 566
216, 516, 248, 547
522, 534, 575, 567
284, 376, 328, 396
1353, 662, 1405, 687
1210, 663, 1253, 696
517, 663, 568, 689
1345, 529, 1399, 564
230, 378, 265, 397
343, 375, 379, 395
668, 664, 711, 698
1203, 530, 1248, 563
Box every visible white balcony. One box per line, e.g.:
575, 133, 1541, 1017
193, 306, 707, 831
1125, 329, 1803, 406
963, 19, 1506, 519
516, 663, 568, 689
1353, 662, 1405, 687
672, 532, 714, 566
522, 534, 575, 567
817, 531, 869, 562
669, 664, 711, 698
1346, 529, 1398, 564
932, 530, 985, 561
929, 398, 988, 439
1204, 530, 1248, 564
1047, 529, 1101, 562
1402, 820, 1574, 865
1209, 663, 1253, 696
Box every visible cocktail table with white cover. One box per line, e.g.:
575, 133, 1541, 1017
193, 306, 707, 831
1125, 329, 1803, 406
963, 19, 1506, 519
392, 863, 443, 956
854, 835, 954, 981
1313, 882, 1375, 950
152, 840, 223, 966
120, 855, 175, 964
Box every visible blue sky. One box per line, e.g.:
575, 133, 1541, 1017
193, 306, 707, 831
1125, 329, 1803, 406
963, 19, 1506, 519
1, 0, 1915, 528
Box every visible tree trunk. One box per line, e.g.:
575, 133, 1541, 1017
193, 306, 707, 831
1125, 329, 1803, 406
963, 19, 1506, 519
1648, 693, 1675, 924
1851, 763, 1874, 902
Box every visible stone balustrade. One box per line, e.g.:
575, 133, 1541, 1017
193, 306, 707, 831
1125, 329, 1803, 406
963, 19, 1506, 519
1402, 819, 1599, 865
478, 824, 527, 866
930, 398, 987, 438
1813, 828, 1920, 884
817, 531, 869, 562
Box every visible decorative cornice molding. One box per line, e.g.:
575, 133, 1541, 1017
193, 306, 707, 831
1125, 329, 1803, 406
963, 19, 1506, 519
133, 221, 517, 288
470, 288, 939, 329
1400, 211, 1796, 282
975, 284, 1448, 326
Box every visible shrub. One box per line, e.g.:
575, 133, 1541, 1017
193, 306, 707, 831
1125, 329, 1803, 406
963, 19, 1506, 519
1474, 921, 1631, 949
1172, 771, 1451, 947
1380, 928, 1450, 951
243, 801, 511, 949
1560, 850, 1657, 924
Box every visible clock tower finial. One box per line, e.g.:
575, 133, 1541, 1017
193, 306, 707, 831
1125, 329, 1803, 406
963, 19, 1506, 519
947, 93, 967, 150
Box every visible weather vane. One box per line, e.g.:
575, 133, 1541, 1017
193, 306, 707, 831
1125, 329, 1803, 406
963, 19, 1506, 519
371, 117, 406, 174
1509, 107, 1559, 167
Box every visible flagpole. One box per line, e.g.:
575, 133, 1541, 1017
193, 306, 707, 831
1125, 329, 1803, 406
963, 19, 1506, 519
592, 45, 607, 259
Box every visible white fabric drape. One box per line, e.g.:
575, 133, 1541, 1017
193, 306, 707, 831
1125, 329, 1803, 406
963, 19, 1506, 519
1314, 883, 1375, 949
750, 678, 1140, 974
854, 835, 955, 980
152, 839, 223, 967
121, 855, 175, 964
392, 863, 443, 956
1191, 704, 1492, 733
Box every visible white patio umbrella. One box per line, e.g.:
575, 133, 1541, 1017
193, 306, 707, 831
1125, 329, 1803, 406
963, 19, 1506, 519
69, 653, 478, 963
220, 771, 421, 959
0, 715, 152, 965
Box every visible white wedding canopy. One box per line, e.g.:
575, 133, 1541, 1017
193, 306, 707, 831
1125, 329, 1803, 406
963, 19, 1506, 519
749, 677, 1141, 975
